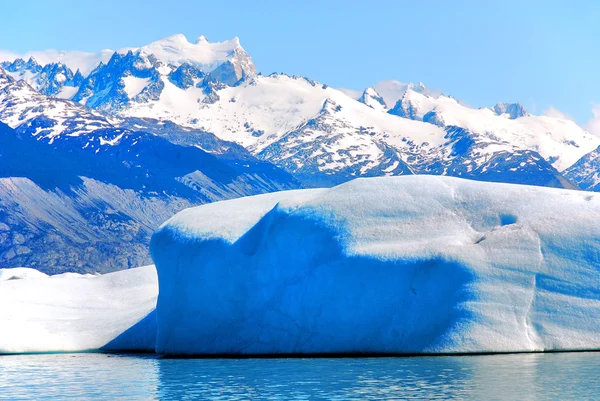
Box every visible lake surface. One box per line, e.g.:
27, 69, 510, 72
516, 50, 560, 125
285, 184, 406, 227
1, 352, 599, 400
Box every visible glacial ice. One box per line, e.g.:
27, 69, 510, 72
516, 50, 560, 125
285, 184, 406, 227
0, 265, 157, 354
151, 175, 600, 355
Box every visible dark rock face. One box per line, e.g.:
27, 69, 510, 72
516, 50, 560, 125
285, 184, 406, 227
0, 118, 300, 273
492, 102, 528, 119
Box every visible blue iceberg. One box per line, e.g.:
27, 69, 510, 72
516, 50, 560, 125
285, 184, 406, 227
151, 176, 600, 355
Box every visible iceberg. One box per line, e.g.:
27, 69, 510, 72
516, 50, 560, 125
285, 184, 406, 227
151, 175, 600, 355
0, 265, 157, 354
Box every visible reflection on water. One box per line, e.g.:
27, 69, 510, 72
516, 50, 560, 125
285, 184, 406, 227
1, 352, 599, 400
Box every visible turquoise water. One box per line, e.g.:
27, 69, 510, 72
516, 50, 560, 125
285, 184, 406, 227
1, 352, 599, 400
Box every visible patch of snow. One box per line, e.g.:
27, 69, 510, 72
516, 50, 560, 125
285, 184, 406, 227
122, 76, 150, 99
396, 90, 600, 171
99, 133, 125, 146
56, 85, 79, 99
337, 88, 363, 100
119, 34, 243, 72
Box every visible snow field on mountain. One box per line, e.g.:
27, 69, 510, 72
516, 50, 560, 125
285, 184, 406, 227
122, 76, 151, 99
0, 265, 157, 353
151, 175, 600, 355
0, 35, 243, 79
0, 75, 115, 138
119, 34, 243, 71
396, 90, 600, 171
125, 74, 447, 154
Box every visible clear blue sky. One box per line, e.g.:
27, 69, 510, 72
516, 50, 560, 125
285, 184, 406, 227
1, 0, 599, 123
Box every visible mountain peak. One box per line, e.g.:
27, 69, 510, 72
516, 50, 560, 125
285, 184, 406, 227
492, 102, 528, 119
195, 35, 209, 44
358, 87, 386, 111
159, 33, 189, 44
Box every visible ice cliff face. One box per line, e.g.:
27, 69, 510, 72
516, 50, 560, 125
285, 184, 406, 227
150, 176, 600, 356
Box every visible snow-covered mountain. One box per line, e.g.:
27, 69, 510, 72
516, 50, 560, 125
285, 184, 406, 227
3, 34, 599, 190
564, 145, 600, 191
1, 34, 254, 106
386, 89, 599, 172
343, 80, 438, 109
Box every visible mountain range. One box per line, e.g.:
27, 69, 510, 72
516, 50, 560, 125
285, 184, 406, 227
1, 33, 599, 272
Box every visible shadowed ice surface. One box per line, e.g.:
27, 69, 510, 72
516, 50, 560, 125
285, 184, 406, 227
1, 352, 600, 400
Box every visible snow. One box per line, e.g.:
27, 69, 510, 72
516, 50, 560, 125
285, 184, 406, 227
151, 175, 600, 355
118, 34, 243, 72
0, 34, 246, 85
99, 133, 125, 146
117, 72, 599, 179
337, 80, 429, 107
4, 38, 596, 181
397, 89, 600, 171
337, 87, 362, 100
0, 76, 117, 139
56, 85, 79, 99
123, 74, 446, 155
122, 76, 150, 99
372, 80, 414, 108
360, 87, 387, 111
368, 80, 439, 108
0, 265, 157, 354
0, 49, 114, 75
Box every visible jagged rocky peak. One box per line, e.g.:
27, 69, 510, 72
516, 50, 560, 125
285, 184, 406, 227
0, 67, 12, 83
207, 40, 256, 86
358, 87, 387, 110
168, 63, 205, 89
411, 82, 428, 94
195, 35, 209, 44
422, 110, 445, 127
388, 89, 424, 120
320, 98, 343, 114
124, 34, 256, 83
0, 34, 256, 93
362, 80, 441, 109
492, 102, 528, 119
1, 56, 41, 73
0, 56, 79, 96
36, 62, 77, 96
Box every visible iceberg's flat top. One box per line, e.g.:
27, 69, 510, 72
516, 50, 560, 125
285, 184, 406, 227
152, 175, 600, 355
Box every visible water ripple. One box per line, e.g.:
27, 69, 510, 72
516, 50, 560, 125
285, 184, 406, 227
1, 352, 599, 400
